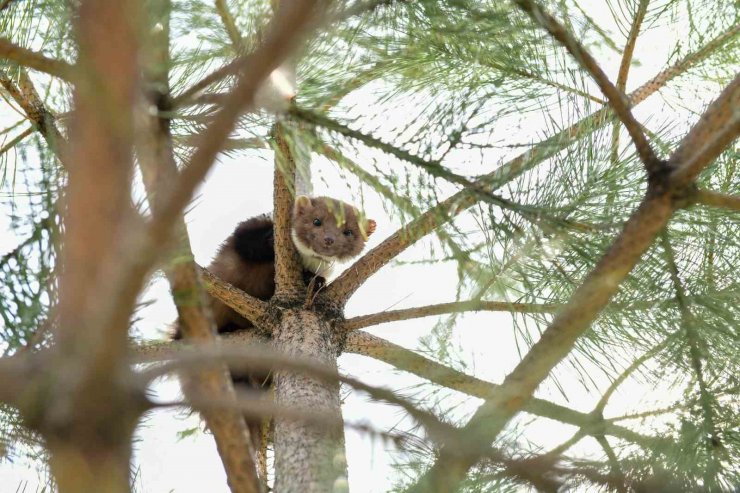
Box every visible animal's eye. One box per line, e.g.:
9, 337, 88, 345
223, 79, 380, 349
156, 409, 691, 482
343, 230, 353, 237
313, 218, 322, 226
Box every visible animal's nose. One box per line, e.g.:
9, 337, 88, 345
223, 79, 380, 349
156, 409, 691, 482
324, 236, 334, 246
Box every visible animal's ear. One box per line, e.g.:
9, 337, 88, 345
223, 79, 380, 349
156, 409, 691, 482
294, 195, 312, 214
364, 219, 377, 238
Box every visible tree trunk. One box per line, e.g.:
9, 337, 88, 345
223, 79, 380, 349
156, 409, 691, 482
272, 309, 347, 493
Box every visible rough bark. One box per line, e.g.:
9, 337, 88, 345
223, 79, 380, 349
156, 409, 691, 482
272, 309, 347, 493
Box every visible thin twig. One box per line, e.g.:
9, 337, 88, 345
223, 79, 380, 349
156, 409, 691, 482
155, 394, 408, 448
610, 0, 649, 167
512, 0, 659, 171
343, 300, 560, 331
0, 125, 33, 157
661, 234, 721, 487
616, 0, 649, 92
215, 0, 245, 50
594, 436, 627, 493
594, 338, 671, 414
0, 69, 66, 156
693, 188, 740, 212
139, 341, 459, 446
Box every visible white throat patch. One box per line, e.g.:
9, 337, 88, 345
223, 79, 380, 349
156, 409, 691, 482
291, 230, 335, 278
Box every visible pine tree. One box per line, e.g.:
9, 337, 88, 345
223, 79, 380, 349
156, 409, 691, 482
0, 0, 738, 492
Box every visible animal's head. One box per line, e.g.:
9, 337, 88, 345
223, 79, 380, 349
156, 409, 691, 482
292, 195, 376, 260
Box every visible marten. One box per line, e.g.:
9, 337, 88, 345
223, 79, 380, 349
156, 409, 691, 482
174, 195, 375, 462
205, 195, 376, 331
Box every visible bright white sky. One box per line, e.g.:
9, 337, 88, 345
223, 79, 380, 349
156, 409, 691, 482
0, 2, 727, 492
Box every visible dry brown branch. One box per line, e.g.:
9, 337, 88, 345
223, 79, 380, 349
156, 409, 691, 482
324, 26, 738, 306
693, 188, 740, 212
667, 74, 740, 188
139, 12, 263, 488
512, 0, 659, 170
272, 122, 305, 298
0, 38, 73, 80
610, 0, 649, 166
145, 0, 324, 258
405, 69, 739, 493
0, 68, 66, 155
199, 267, 269, 326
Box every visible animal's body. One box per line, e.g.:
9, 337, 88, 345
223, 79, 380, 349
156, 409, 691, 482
173, 196, 375, 467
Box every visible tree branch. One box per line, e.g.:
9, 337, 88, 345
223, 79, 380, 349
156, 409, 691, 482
272, 122, 305, 298
156, 393, 407, 448
144, 0, 325, 260
342, 288, 732, 331
666, 73, 740, 189
610, 0, 649, 167
616, 0, 649, 92
323, 25, 738, 306
593, 339, 670, 414
0, 68, 66, 155
0, 38, 73, 80
343, 331, 665, 450
139, 340, 458, 446
41, 1, 144, 490
405, 62, 740, 493
692, 188, 740, 212
215, 0, 245, 51
512, 0, 659, 171
0, 125, 32, 157
139, 10, 263, 489
199, 267, 269, 326
343, 300, 560, 331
